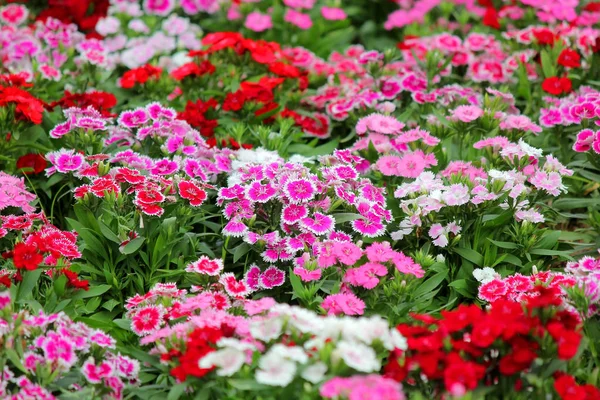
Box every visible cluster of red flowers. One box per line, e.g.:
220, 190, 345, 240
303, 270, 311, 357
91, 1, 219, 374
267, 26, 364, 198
167, 323, 235, 382
3, 217, 81, 270
171, 60, 216, 81
120, 65, 163, 89
554, 373, 600, 399
1, 213, 87, 290
174, 32, 331, 145
49, 90, 117, 117
178, 98, 219, 139
384, 285, 584, 397
36, 0, 109, 36
0, 74, 45, 125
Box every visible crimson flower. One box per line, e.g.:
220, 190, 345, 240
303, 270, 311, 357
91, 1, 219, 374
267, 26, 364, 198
12, 242, 43, 271
557, 49, 581, 68
16, 153, 46, 175
541, 77, 572, 96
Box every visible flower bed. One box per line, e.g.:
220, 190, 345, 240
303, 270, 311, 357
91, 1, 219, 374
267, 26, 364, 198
1, 0, 600, 399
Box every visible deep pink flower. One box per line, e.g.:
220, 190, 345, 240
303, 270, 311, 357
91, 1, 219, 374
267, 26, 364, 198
259, 266, 286, 289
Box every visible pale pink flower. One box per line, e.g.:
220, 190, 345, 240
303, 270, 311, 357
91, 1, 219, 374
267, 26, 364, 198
244, 297, 276, 315
333, 241, 363, 266
284, 9, 313, 30
376, 155, 402, 176
365, 242, 394, 262
396, 152, 430, 178
451, 105, 484, 123
529, 171, 565, 196
245, 11, 273, 32
321, 7, 346, 21
293, 267, 322, 282
321, 293, 365, 316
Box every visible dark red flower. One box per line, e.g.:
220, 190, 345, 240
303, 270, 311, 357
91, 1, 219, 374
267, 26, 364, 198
200, 32, 243, 53
62, 269, 90, 291
470, 316, 504, 348
169, 325, 224, 382
0, 86, 45, 124
541, 77, 572, 96
439, 304, 483, 333
268, 62, 301, 78
482, 7, 500, 30
443, 353, 486, 393
554, 375, 586, 399
557, 49, 581, 68
16, 153, 46, 175
171, 61, 215, 81
50, 91, 117, 117
12, 242, 43, 271
0, 274, 11, 288
533, 28, 556, 46
222, 90, 246, 112
120, 65, 162, 89
546, 322, 581, 360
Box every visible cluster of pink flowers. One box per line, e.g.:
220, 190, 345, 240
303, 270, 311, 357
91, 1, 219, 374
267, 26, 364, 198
238, 0, 347, 32
401, 33, 537, 84
565, 255, 600, 314
126, 258, 283, 337
539, 87, 600, 129
0, 291, 139, 399
96, 3, 202, 70
45, 104, 237, 217
391, 138, 572, 246
0, 11, 109, 79
352, 116, 440, 178
218, 148, 390, 242
321, 374, 406, 400
0, 172, 36, 213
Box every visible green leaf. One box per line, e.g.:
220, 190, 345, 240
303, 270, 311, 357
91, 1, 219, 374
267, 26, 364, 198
540, 50, 556, 78
227, 379, 270, 391
288, 268, 305, 301
113, 318, 133, 331
553, 198, 600, 210
449, 279, 475, 298
453, 247, 484, 266
98, 220, 121, 244
482, 211, 513, 228
17, 269, 43, 302
66, 217, 107, 260
333, 213, 361, 224
528, 249, 573, 260
167, 383, 188, 400
54, 274, 68, 297
121, 237, 145, 255
287, 138, 340, 157
102, 299, 120, 311
5, 348, 27, 373
71, 285, 112, 300
487, 238, 518, 250
413, 270, 448, 298
232, 243, 251, 263
534, 230, 561, 250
